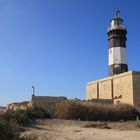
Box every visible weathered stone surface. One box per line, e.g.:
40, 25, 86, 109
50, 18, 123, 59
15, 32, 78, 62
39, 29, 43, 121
7, 96, 67, 111
99, 79, 112, 99
133, 73, 140, 112
86, 83, 98, 99
86, 71, 140, 112
31, 96, 67, 111
7, 101, 31, 110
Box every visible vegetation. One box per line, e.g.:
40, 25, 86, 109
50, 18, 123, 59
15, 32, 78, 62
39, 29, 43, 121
0, 101, 139, 140
52, 101, 140, 121
135, 120, 140, 128
0, 107, 50, 140
0, 118, 20, 140
2, 107, 51, 126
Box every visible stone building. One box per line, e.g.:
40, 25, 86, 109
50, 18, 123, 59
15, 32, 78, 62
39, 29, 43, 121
86, 71, 140, 112
86, 12, 140, 112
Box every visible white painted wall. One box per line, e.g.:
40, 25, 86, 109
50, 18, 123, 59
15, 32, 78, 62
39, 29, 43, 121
109, 47, 127, 65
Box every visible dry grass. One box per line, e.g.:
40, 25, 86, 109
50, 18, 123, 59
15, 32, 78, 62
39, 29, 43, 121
52, 101, 139, 121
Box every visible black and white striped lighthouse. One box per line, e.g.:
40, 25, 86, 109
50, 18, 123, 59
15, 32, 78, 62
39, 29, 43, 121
107, 11, 128, 76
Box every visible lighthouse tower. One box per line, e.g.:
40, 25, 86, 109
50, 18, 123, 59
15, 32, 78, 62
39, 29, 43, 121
107, 11, 128, 76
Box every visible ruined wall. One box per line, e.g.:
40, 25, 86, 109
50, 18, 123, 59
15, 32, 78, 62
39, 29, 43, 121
86, 71, 140, 111
31, 96, 67, 111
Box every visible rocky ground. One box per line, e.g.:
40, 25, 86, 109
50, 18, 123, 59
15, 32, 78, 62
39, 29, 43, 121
21, 119, 140, 140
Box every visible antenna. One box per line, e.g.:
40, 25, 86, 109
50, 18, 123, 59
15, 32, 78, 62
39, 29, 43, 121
115, 10, 120, 18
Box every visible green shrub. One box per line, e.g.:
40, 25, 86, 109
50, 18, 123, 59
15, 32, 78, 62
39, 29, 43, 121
0, 118, 20, 140
27, 107, 51, 119
2, 107, 51, 126
0, 107, 51, 140
2, 110, 31, 126
52, 101, 140, 121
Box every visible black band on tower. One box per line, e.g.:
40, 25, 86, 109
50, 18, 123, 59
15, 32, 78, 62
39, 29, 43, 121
108, 29, 127, 49
108, 64, 128, 76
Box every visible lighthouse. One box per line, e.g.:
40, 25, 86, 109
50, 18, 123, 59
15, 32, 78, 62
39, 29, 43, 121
87, 11, 140, 112
107, 11, 128, 76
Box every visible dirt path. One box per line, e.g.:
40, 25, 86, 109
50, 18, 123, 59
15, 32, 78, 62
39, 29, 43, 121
21, 119, 140, 140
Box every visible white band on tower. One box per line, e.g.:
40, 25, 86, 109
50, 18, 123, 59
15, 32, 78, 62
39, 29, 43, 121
109, 47, 127, 65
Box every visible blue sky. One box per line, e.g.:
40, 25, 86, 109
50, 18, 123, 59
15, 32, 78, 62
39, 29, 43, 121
0, 0, 140, 106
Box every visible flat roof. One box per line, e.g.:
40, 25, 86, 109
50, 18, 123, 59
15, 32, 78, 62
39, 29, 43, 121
87, 71, 140, 85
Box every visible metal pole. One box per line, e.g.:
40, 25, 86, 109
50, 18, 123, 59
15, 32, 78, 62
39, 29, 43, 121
32, 86, 35, 96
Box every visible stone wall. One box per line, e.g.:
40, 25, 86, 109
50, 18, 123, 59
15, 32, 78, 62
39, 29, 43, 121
31, 96, 67, 111
86, 71, 140, 111
99, 79, 112, 99
133, 72, 140, 112
113, 73, 133, 105
86, 83, 98, 99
